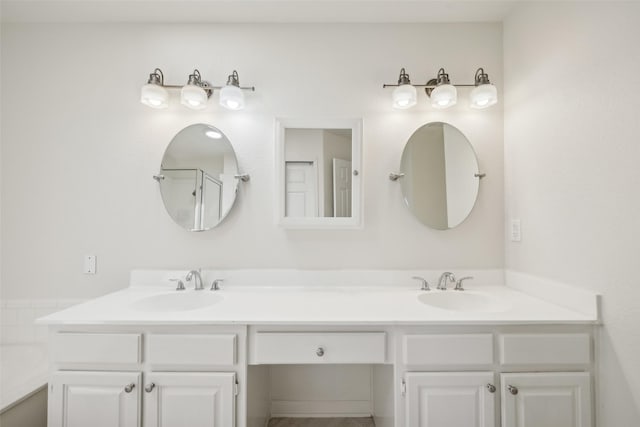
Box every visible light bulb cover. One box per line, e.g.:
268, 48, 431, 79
430, 84, 457, 109
470, 83, 498, 109
181, 84, 208, 110
141, 68, 168, 109
219, 84, 245, 110
392, 84, 417, 109
141, 83, 168, 109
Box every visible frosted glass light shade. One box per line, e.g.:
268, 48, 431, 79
430, 84, 457, 109
140, 84, 168, 109
180, 85, 208, 110
470, 84, 498, 109
219, 85, 245, 110
392, 84, 417, 109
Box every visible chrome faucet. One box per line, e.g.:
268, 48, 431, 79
437, 272, 456, 290
210, 278, 224, 291
185, 270, 204, 290
454, 276, 474, 291
412, 276, 431, 291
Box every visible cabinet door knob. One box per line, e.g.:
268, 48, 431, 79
316, 347, 325, 357
508, 385, 519, 395
124, 383, 135, 393
486, 383, 496, 393
145, 383, 156, 393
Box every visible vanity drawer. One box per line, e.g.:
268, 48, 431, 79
52, 333, 141, 365
499, 333, 591, 366
254, 332, 386, 364
147, 334, 237, 367
403, 334, 494, 366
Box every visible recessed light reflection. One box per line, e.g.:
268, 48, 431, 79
205, 129, 223, 139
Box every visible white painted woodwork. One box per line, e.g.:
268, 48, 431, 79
143, 372, 236, 427
253, 332, 386, 364
501, 372, 592, 427
270, 365, 373, 417
285, 161, 318, 217
405, 372, 496, 427
403, 334, 494, 366
332, 158, 352, 217
52, 333, 141, 365
147, 334, 237, 367
275, 118, 363, 229
499, 333, 591, 366
48, 371, 141, 427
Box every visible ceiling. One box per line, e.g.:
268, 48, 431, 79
0, 0, 519, 23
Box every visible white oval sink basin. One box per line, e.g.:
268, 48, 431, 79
417, 291, 511, 313
130, 292, 223, 312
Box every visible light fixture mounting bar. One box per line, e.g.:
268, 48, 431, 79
159, 84, 255, 91
383, 83, 476, 88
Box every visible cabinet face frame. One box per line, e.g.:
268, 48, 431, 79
46, 324, 596, 427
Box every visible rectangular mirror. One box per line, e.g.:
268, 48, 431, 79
275, 118, 362, 229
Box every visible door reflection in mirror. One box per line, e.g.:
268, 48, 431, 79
284, 128, 352, 218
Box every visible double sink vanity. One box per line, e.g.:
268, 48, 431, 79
39, 269, 599, 427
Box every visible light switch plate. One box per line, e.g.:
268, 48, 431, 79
510, 219, 522, 242
84, 255, 96, 274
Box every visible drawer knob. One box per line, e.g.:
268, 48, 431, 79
145, 383, 156, 393
508, 385, 519, 395
124, 383, 135, 393
486, 383, 496, 393
316, 347, 325, 357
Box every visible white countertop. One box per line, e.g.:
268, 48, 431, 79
37, 271, 599, 326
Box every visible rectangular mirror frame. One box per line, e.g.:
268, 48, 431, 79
275, 118, 363, 229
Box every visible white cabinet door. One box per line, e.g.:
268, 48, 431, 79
501, 372, 592, 427
49, 371, 141, 427
405, 372, 496, 427
143, 372, 236, 427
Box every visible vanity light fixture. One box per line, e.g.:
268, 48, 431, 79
180, 69, 212, 110
391, 68, 418, 109
140, 68, 255, 110
219, 70, 245, 110
470, 68, 498, 109
140, 68, 169, 109
426, 68, 457, 109
383, 67, 498, 110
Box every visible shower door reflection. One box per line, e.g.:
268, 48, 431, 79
161, 168, 222, 231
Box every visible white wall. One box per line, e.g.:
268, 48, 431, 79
0, 23, 503, 300
504, 2, 640, 424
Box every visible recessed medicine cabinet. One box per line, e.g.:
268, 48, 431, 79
275, 118, 363, 229
392, 122, 482, 230
154, 123, 248, 231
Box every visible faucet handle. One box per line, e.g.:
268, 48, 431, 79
170, 278, 186, 291
412, 276, 431, 291
211, 279, 224, 291
454, 276, 474, 291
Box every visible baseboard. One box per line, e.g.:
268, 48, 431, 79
270, 400, 372, 418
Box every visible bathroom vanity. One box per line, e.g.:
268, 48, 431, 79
39, 270, 599, 427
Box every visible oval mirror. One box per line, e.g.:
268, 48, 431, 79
399, 122, 480, 230
157, 124, 240, 231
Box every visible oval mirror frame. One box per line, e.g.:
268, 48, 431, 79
399, 122, 480, 230
156, 123, 242, 231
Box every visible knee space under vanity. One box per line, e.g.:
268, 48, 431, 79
247, 364, 394, 427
